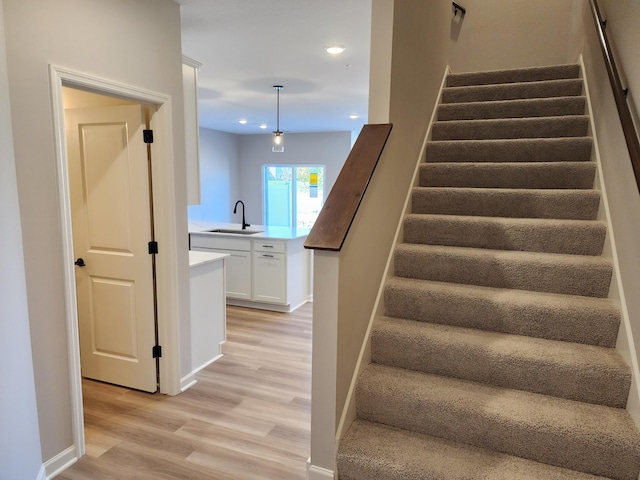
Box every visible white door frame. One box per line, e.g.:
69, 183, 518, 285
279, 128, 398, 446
49, 64, 182, 459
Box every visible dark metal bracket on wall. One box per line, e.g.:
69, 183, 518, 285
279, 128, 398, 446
453, 2, 466, 17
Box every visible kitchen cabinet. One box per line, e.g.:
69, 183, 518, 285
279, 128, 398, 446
182, 55, 202, 206
189, 235, 252, 300
189, 228, 309, 312
253, 240, 286, 303
220, 250, 252, 299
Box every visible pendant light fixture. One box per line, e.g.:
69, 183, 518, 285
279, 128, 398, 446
272, 85, 284, 153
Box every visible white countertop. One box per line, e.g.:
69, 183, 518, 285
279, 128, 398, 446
189, 222, 310, 240
189, 250, 229, 268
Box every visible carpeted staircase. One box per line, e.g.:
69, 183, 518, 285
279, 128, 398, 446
337, 64, 640, 480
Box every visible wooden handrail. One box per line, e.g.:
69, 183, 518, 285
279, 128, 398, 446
589, 0, 640, 189
304, 123, 393, 251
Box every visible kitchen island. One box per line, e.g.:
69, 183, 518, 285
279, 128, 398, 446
189, 222, 311, 312
183, 250, 228, 391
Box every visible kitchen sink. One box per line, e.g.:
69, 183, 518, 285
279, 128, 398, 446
207, 228, 263, 235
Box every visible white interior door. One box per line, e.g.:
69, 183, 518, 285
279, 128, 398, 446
66, 104, 157, 393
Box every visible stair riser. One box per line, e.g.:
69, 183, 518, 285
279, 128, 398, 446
356, 368, 640, 480
425, 138, 593, 163
446, 64, 581, 87
420, 163, 596, 189
394, 247, 612, 297
371, 321, 630, 407
437, 97, 586, 121
432, 117, 589, 141
383, 281, 620, 347
403, 216, 605, 255
412, 188, 601, 220
442, 79, 583, 103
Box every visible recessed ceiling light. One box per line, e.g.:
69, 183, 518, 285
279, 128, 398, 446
238, 119, 248, 124
349, 114, 359, 120
259, 124, 268, 129
324, 45, 346, 55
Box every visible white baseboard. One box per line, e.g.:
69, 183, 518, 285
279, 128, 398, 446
227, 298, 309, 313
36, 464, 50, 480
181, 353, 225, 392
180, 372, 198, 392
307, 458, 335, 480
44, 445, 77, 478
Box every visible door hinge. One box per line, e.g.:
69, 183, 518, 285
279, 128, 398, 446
148, 241, 159, 254
152, 345, 162, 358
143, 129, 154, 144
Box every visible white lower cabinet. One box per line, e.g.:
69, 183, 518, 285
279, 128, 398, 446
252, 251, 286, 304
190, 233, 308, 311
218, 249, 251, 299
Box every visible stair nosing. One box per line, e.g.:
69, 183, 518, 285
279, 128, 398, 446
396, 242, 611, 264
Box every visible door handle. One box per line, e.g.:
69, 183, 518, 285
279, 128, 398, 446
74, 257, 86, 267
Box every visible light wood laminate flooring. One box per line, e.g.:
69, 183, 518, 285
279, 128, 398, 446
56, 304, 312, 480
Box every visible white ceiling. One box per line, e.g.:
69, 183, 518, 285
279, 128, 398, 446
177, 0, 372, 136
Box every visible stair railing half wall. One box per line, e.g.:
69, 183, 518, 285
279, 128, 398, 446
589, 0, 640, 190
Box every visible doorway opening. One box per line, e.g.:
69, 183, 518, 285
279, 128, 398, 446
50, 65, 182, 464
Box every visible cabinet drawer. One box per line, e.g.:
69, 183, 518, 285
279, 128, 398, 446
190, 234, 251, 251
252, 239, 286, 253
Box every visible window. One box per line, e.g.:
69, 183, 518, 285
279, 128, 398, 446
263, 165, 325, 228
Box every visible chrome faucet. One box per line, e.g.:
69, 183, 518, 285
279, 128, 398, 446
233, 200, 250, 230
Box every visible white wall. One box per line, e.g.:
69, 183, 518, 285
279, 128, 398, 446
598, 0, 640, 133
578, 0, 640, 416
449, 0, 584, 73
188, 128, 240, 223
237, 131, 352, 225
3, 0, 188, 463
0, 1, 45, 478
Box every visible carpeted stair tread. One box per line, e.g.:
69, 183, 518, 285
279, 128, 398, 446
394, 243, 612, 297
437, 96, 586, 121
372, 317, 629, 407
338, 420, 614, 480
446, 64, 581, 87
425, 137, 593, 163
403, 214, 606, 255
383, 277, 620, 347
420, 162, 596, 189
442, 79, 583, 103
432, 116, 589, 141
356, 364, 640, 480
412, 187, 600, 220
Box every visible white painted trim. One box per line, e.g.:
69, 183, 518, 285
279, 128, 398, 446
226, 298, 308, 313
48, 64, 183, 469
48, 64, 86, 459
44, 446, 76, 479
36, 464, 50, 480
180, 373, 198, 392
307, 458, 335, 480
181, 345, 225, 391
181, 54, 203, 69
579, 54, 640, 426
334, 66, 451, 443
